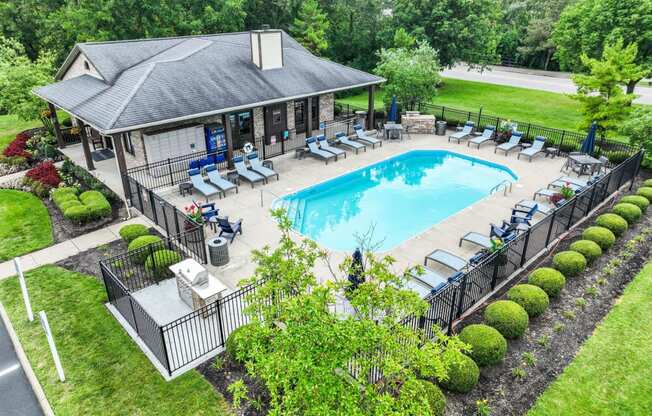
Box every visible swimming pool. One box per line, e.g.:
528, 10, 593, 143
275, 150, 518, 252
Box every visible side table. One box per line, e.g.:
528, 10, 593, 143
179, 182, 193, 196
545, 147, 558, 158
226, 171, 240, 185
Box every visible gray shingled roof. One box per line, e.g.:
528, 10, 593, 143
35, 31, 383, 134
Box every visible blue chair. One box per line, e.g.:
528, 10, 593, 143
193, 200, 218, 223
246, 152, 279, 181
233, 156, 265, 187
510, 204, 537, 225
305, 137, 337, 164
316, 135, 346, 159
217, 217, 242, 243
204, 165, 238, 197
188, 168, 221, 201
353, 124, 382, 148
335, 132, 366, 154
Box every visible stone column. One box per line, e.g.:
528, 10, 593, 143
222, 113, 234, 169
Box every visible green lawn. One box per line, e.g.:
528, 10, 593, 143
0, 189, 53, 261
528, 262, 652, 415
0, 265, 231, 415
0, 113, 42, 152
338, 78, 584, 132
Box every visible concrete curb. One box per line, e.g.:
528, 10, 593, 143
0, 302, 55, 416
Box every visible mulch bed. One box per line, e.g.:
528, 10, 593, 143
46, 197, 125, 244
55, 239, 128, 280
445, 186, 652, 415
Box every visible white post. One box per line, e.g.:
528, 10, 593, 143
38, 311, 65, 382
13, 258, 33, 322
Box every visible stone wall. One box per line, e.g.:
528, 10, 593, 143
253, 107, 265, 141
319, 93, 334, 122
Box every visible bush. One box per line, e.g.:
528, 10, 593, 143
484, 300, 529, 339
440, 353, 479, 393
79, 190, 105, 204
2, 133, 31, 159
595, 213, 628, 237
528, 268, 566, 297
26, 161, 61, 188
552, 251, 587, 277
637, 187, 652, 202
643, 179, 652, 188
119, 224, 150, 243
582, 226, 616, 250
398, 379, 445, 416
506, 284, 550, 318
458, 324, 507, 366
619, 195, 649, 212
64, 205, 90, 223
127, 235, 163, 263
569, 240, 602, 263
226, 323, 261, 363
59, 199, 82, 211
86, 199, 112, 219
144, 249, 182, 273
612, 203, 642, 225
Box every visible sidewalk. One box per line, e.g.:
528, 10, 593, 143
0, 216, 151, 280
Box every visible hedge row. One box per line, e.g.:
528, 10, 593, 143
51, 187, 112, 224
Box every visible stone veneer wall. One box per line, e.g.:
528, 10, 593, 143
319, 93, 334, 123
253, 107, 265, 141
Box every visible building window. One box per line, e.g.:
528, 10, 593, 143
294, 101, 305, 131
229, 110, 253, 150
311, 97, 319, 128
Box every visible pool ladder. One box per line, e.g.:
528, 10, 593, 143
490, 180, 513, 196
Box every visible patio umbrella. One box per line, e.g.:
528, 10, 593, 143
347, 248, 365, 290
580, 122, 598, 155
387, 96, 398, 122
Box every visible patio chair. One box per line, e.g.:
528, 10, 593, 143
406, 268, 450, 297
246, 152, 279, 181
335, 132, 366, 154
514, 199, 553, 215
217, 217, 243, 243
204, 165, 238, 197
353, 124, 382, 148
306, 137, 337, 164
233, 156, 266, 187
317, 135, 346, 159
424, 249, 467, 271
518, 136, 547, 161
597, 156, 609, 174
495, 132, 523, 155
510, 204, 537, 226
188, 168, 221, 201
192, 200, 219, 223
459, 223, 518, 249
468, 127, 495, 149
448, 121, 475, 144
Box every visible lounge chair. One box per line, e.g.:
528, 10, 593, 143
204, 165, 238, 197
548, 176, 588, 189
353, 124, 382, 148
468, 127, 495, 149
217, 217, 242, 243
188, 168, 221, 201
495, 132, 523, 155
306, 137, 337, 164
233, 156, 266, 187
406, 268, 451, 297
316, 135, 346, 159
514, 200, 553, 215
518, 136, 546, 161
449, 122, 475, 144
459, 223, 518, 249
533, 188, 557, 200
424, 249, 467, 271
334, 132, 366, 154
246, 152, 279, 181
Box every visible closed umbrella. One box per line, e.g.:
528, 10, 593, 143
580, 122, 597, 155
388, 96, 398, 122
347, 248, 365, 291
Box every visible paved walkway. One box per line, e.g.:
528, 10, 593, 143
0, 216, 151, 280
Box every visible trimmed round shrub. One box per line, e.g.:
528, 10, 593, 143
643, 179, 652, 188
79, 190, 105, 204
398, 379, 445, 416
636, 187, 652, 202
86, 199, 112, 220
59, 199, 82, 211
127, 235, 163, 263
484, 300, 529, 339
458, 324, 507, 366
144, 249, 182, 273
225, 323, 260, 363
63, 205, 90, 223
119, 224, 150, 243
569, 240, 602, 263
440, 353, 480, 393
506, 284, 550, 317
612, 203, 642, 225
595, 213, 628, 237
552, 251, 587, 277
582, 226, 616, 250
528, 268, 566, 298
619, 195, 649, 212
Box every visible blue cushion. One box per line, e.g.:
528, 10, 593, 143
188, 168, 200, 176
432, 281, 447, 293
215, 154, 225, 163
316, 135, 326, 141
246, 152, 258, 160
199, 158, 212, 168
204, 164, 216, 172
233, 156, 243, 163
353, 124, 362, 130
306, 137, 315, 143
335, 132, 345, 138
448, 271, 464, 283
189, 160, 200, 170
465, 121, 475, 126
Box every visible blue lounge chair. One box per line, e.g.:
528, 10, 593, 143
468, 127, 495, 148
204, 165, 238, 197
188, 168, 221, 201
233, 156, 265, 187
217, 217, 242, 243
335, 132, 366, 154
424, 249, 467, 271
449, 121, 475, 143
306, 137, 336, 164
353, 124, 382, 148
518, 136, 547, 161
495, 132, 523, 155
316, 135, 346, 159
246, 152, 279, 181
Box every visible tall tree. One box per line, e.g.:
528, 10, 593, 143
290, 0, 330, 55
553, 0, 652, 92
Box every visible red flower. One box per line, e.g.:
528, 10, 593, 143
26, 161, 61, 188
2, 133, 31, 159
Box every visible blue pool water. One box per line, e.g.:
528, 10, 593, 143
275, 150, 518, 252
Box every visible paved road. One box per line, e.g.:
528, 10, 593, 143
0, 316, 43, 416
442, 64, 652, 105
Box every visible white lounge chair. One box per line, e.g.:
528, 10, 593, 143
246, 152, 279, 181
449, 122, 475, 144
353, 124, 382, 148
316, 135, 346, 159
233, 156, 266, 187
518, 136, 546, 161
306, 137, 336, 164
468, 127, 495, 149
424, 249, 467, 271
334, 132, 366, 154
514, 199, 553, 215
188, 168, 221, 201
204, 164, 238, 197
495, 132, 524, 155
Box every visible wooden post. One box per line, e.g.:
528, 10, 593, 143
112, 133, 130, 199
78, 123, 95, 171
48, 102, 64, 148
222, 113, 234, 168
306, 97, 313, 137
367, 85, 375, 130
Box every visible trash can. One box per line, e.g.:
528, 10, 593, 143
436, 121, 447, 136
207, 237, 229, 266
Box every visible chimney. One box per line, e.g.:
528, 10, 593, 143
250, 27, 283, 70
